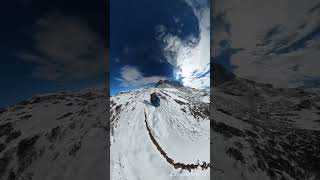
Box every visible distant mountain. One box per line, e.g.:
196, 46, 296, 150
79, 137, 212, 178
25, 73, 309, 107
155, 80, 183, 88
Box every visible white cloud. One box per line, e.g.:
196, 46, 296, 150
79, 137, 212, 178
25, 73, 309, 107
117, 65, 166, 86
158, 0, 210, 89
173, 16, 180, 23
120, 65, 142, 81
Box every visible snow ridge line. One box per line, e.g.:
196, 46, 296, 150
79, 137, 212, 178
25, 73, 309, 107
143, 110, 210, 172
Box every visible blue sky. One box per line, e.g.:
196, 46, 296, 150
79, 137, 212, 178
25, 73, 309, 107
110, 0, 210, 95
0, 0, 212, 106
0, 0, 107, 107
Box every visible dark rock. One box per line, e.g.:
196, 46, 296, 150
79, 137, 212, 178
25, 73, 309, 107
174, 99, 186, 105
115, 105, 122, 113
17, 100, 30, 106
57, 112, 73, 120
245, 130, 259, 139
226, 147, 245, 163
216, 108, 232, 115
267, 169, 277, 179
155, 80, 183, 88
0, 108, 6, 114
211, 121, 244, 138
0, 143, 5, 153
17, 135, 39, 172
69, 122, 76, 129
20, 115, 32, 120
0, 123, 13, 137
297, 99, 313, 109
5, 131, 21, 143
190, 103, 209, 119
257, 159, 266, 170
0, 155, 11, 178
66, 103, 73, 106
7, 171, 16, 180
46, 126, 61, 142
150, 93, 160, 107
69, 141, 81, 156
0, 123, 20, 143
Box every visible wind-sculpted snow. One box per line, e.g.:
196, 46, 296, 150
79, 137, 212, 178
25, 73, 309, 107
211, 77, 320, 180
0, 89, 109, 180
110, 86, 210, 180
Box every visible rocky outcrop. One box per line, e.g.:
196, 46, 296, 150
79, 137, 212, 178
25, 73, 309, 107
150, 93, 160, 107
155, 80, 183, 88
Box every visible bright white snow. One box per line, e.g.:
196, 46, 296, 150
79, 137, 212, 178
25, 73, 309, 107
110, 87, 210, 180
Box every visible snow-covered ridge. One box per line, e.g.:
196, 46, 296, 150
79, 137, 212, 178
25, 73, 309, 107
0, 90, 109, 180
212, 74, 320, 180
110, 86, 210, 180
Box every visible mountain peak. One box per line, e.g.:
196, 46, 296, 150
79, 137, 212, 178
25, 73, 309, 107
155, 80, 183, 88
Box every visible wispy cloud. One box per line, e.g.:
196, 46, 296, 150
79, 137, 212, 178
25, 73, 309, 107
117, 65, 166, 86
18, 13, 107, 81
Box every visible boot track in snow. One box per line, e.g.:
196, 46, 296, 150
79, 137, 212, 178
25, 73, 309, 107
144, 110, 211, 172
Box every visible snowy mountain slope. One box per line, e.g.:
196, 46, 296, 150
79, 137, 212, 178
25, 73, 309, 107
110, 84, 210, 180
211, 73, 320, 180
0, 89, 109, 180
213, 0, 320, 88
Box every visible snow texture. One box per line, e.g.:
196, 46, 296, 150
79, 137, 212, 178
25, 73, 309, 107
110, 85, 210, 180
0, 88, 109, 180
